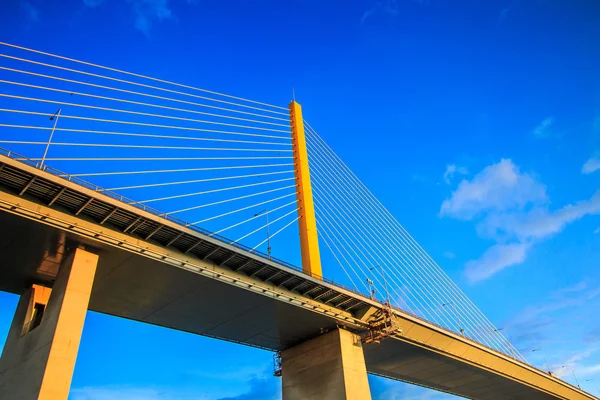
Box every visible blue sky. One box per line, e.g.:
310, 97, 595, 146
0, 0, 600, 398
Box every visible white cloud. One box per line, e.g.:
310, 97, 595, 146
129, 0, 175, 35
532, 117, 554, 138
442, 164, 468, 185
478, 191, 600, 241
574, 363, 600, 377
588, 288, 600, 300
556, 280, 588, 295
565, 347, 596, 365
441, 159, 600, 282
553, 348, 600, 379
440, 159, 547, 220
464, 243, 529, 283
582, 157, 600, 175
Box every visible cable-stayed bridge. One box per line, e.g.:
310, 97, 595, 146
0, 42, 594, 400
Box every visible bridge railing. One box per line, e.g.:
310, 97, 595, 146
0, 146, 366, 297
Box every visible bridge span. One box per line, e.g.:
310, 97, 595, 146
0, 40, 597, 400
0, 152, 594, 400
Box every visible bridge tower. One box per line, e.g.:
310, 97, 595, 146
285, 102, 372, 400
289, 101, 322, 279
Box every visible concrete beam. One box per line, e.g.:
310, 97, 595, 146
281, 328, 372, 400
0, 248, 98, 400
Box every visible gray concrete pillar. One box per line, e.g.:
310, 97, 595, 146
0, 248, 98, 400
281, 328, 372, 400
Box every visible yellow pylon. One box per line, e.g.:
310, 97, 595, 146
289, 101, 322, 279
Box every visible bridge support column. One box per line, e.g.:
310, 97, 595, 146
281, 328, 372, 400
0, 248, 98, 400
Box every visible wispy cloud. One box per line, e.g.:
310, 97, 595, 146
572, 363, 600, 378
20, 1, 39, 23
506, 280, 598, 348
504, 280, 600, 390
464, 243, 528, 283
83, 0, 181, 35
215, 376, 279, 400
70, 385, 199, 400
551, 348, 600, 379
582, 157, 600, 175
83, 0, 104, 7
443, 251, 456, 259
71, 376, 280, 400
440, 159, 600, 282
361, 0, 400, 24
360, 0, 431, 24
370, 375, 453, 400
587, 328, 600, 345
532, 117, 554, 139
497, 7, 511, 25
442, 164, 468, 185
128, 0, 175, 35
476, 191, 600, 242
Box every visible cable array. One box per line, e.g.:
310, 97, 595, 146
0, 42, 300, 256
0, 41, 527, 364
304, 122, 526, 362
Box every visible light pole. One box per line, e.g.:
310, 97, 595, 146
441, 302, 464, 336
493, 328, 516, 358
254, 209, 271, 259
41, 108, 61, 168
370, 265, 390, 306
532, 349, 550, 373
366, 278, 376, 300
586, 379, 600, 397
561, 365, 581, 389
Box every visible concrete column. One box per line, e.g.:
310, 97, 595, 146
281, 328, 372, 400
0, 248, 98, 400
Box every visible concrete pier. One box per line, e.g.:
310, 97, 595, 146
281, 328, 372, 400
0, 248, 98, 400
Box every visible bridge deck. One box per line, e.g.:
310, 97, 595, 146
0, 150, 595, 400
